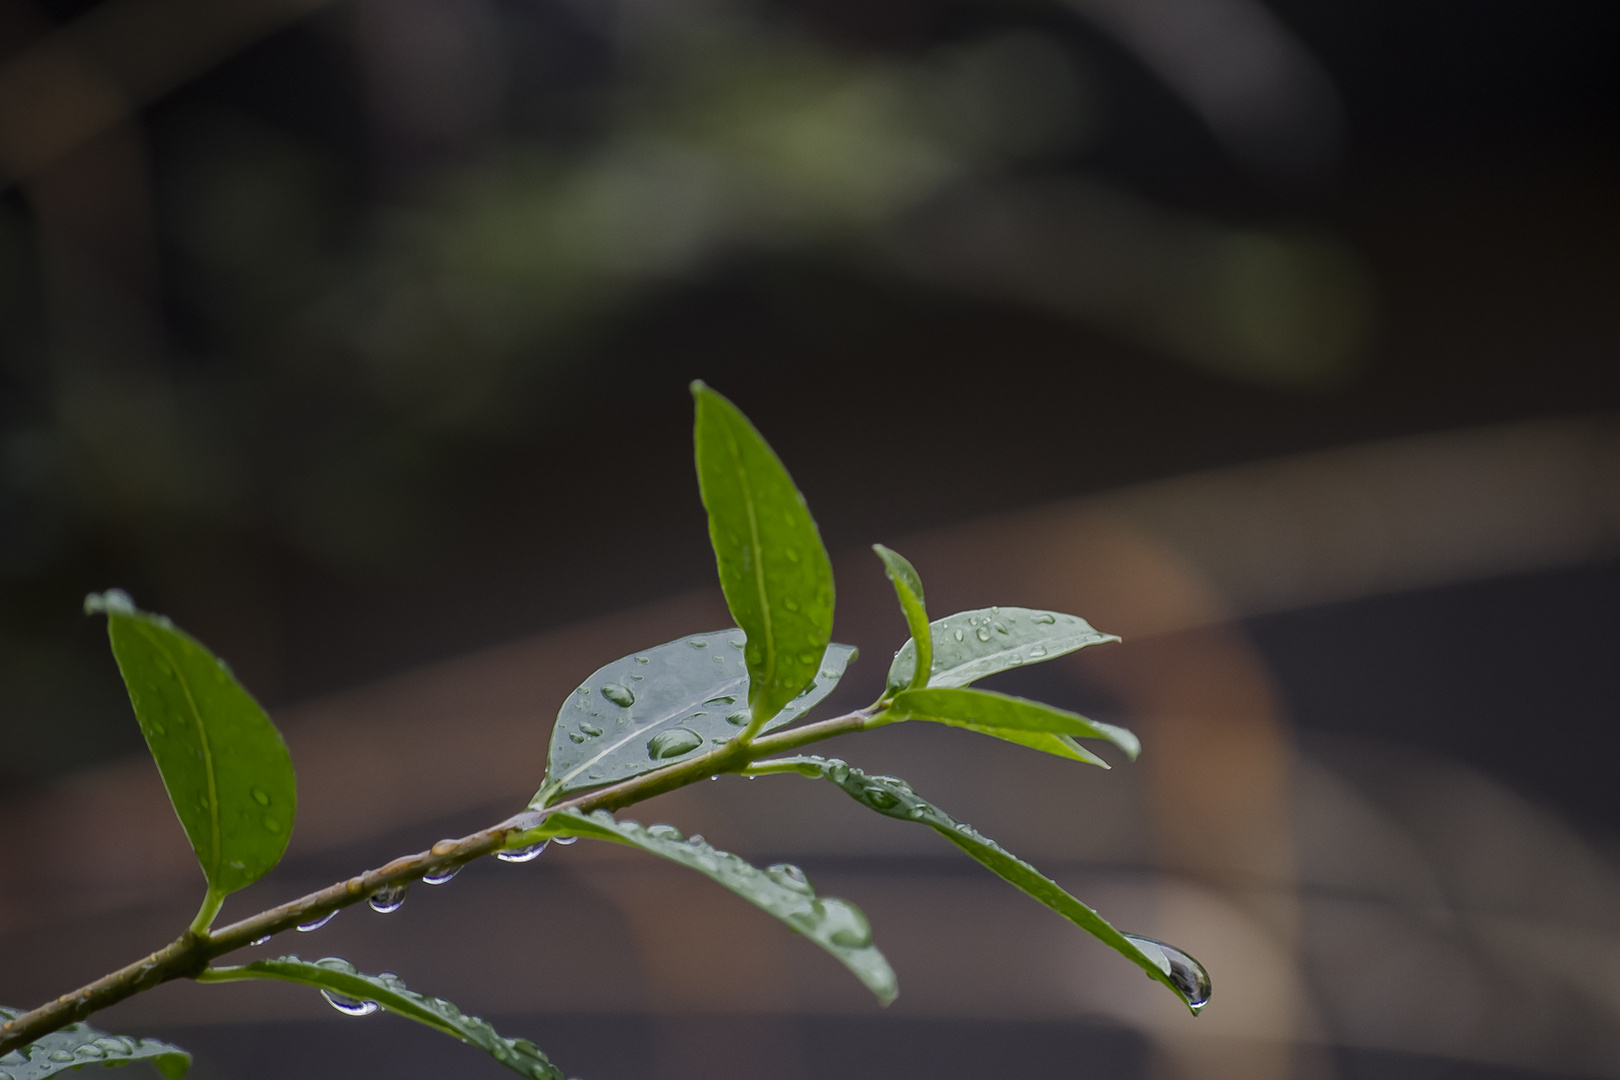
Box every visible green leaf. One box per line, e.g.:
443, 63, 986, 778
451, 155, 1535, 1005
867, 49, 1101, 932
196, 957, 566, 1080
533, 631, 856, 805
0, 1007, 191, 1079
691, 382, 835, 731
749, 757, 1210, 1015
85, 591, 296, 914
872, 545, 931, 691
881, 686, 1140, 763
886, 607, 1119, 695
538, 808, 897, 1005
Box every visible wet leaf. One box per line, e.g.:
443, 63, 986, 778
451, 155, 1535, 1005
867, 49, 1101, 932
196, 957, 565, 1080
886, 607, 1118, 694
691, 383, 835, 731
85, 591, 296, 904
540, 808, 897, 1004
872, 545, 930, 692
533, 632, 855, 805
751, 757, 1209, 1014
881, 686, 1139, 763
0, 1007, 190, 1080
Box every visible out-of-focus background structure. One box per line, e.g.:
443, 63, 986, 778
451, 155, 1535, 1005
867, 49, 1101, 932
1, 0, 1618, 1077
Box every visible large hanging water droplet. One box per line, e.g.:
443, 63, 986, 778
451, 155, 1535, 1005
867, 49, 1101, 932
1123, 934, 1212, 1012
423, 864, 462, 885
553, 835, 578, 845
369, 883, 408, 913
812, 898, 872, 948
765, 863, 813, 895
601, 684, 635, 708
297, 911, 337, 932
648, 728, 703, 759
321, 990, 380, 1017
498, 841, 548, 863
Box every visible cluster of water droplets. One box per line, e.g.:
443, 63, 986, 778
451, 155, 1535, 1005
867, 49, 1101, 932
0, 1009, 158, 1080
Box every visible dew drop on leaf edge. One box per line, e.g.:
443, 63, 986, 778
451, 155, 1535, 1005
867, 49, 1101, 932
1123, 934, 1212, 1011
321, 989, 380, 1017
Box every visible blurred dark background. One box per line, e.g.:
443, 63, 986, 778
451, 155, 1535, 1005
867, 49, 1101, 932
1, 0, 1618, 1077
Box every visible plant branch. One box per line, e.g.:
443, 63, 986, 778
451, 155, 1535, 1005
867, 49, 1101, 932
0, 705, 879, 1055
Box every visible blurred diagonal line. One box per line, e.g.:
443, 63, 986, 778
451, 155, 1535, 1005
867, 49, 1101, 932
0, 0, 332, 181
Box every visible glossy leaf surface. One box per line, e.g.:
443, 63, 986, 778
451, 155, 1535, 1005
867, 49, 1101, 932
883, 686, 1140, 761
886, 607, 1119, 694
86, 591, 296, 898
544, 808, 897, 1004
754, 758, 1209, 1014
691, 383, 835, 728
535, 631, 856, 804
872, 545, 930, 691
196, 957, 564, 1080
0, 1007, 190, 1080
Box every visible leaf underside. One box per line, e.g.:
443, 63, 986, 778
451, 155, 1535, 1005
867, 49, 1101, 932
543, 808, 898, 1005
89, 592, 296, 897
197, 958, 566, 1080
886, 606, 1119, 694
0, 1006, 190, 1080
535, 632, 856, 804
755, 756, 1208, 1014
692, 383, 836, 727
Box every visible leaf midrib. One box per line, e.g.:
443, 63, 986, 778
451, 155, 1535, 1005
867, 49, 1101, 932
719, 414, 774, 705
138, 621, 222, 883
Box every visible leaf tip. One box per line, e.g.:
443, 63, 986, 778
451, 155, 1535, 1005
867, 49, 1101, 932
85, 588, 137, 617
689, 379, 709, 398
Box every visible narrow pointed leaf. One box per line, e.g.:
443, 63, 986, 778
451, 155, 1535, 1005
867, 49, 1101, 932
85, 590, 296, 899
882, 686, 1140, 761
887, 607, 1119, 694
691, 383, 835, 729
872, 545, 931, 691
750, 757, 1210, 1014
195, 957, 565, 1080
534, 632, 855, 805
0, 1007, 190, 1079
539, 808, 897, 1004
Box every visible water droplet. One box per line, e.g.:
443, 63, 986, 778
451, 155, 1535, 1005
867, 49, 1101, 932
369, 883, 408, 913
648, 728, 703, 759
601, 684, 635, 707
263, 816, 282, 833
228, 859, 246, 869
783, 597, 800, 612
1123, 934, 1212, 1011
785, 548, 800, 563
975, 627, 992, 642
1007, 654, 1024, 665
579, 722, 603, 737
150, 721, 166, 736
423, 864, 462, 885
1, 1069, 14, 1079
714, 655, 726, 663
765, 863, 813, 895
704, 695, 737, 706
298, 911, 337, 932
49, 1050, 76, 1063
689, 639, 708, 649
861, 785, 899, 811
251, 787, 271, 806
251, 934, 272, 946
321, 990, 380, 1016
796, 651, 816, 664
646, 823, 683, 841
1028, 646, 1047, 658
76, 1043, 104, 1058
553, 835, 578, 845
1033, 612, 1056, 624
568, 732, 585, 744
95, 1039, 129, 1055
498, 841, 548, 863
730, 639, 745, 649
813, 898, 872, 948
